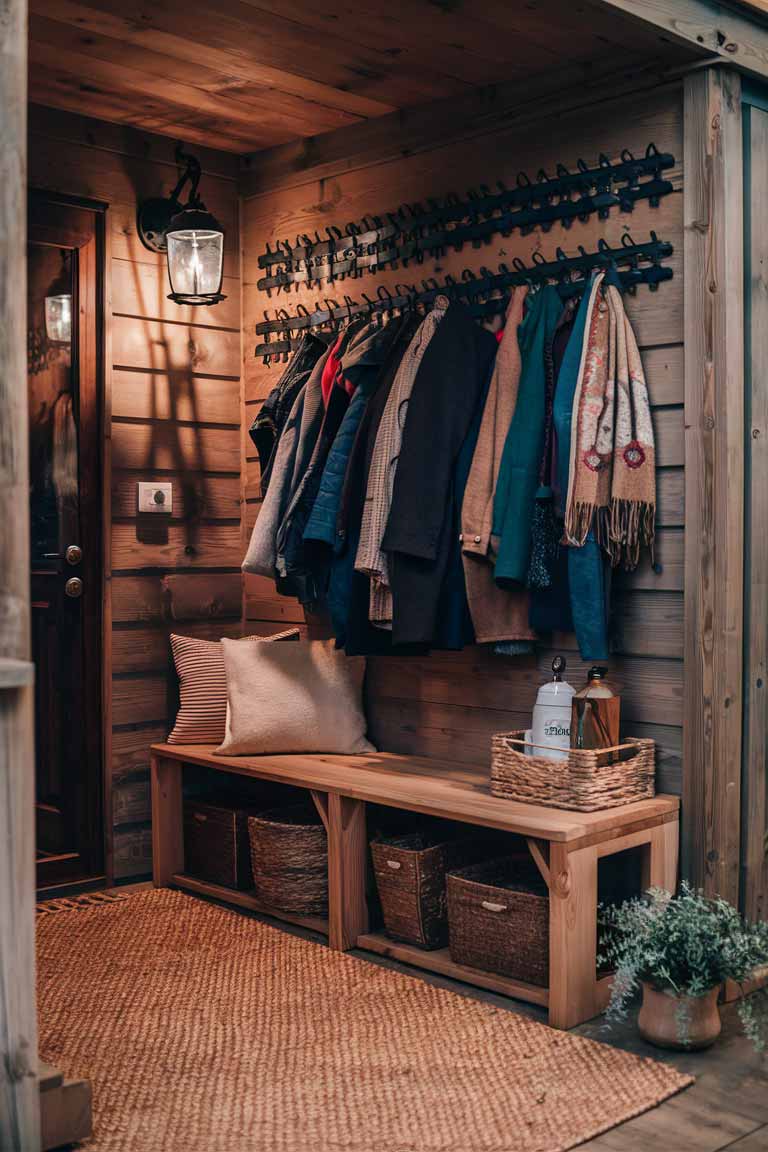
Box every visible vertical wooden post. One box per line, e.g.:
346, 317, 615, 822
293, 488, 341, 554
0, 0, 39, 1144
547, 843, 599, 1030
641, 820, 680, 893
327, 794, 368, 951
743, 102, 768, 922
151, 755, 184, 886
683, 66, 745, 905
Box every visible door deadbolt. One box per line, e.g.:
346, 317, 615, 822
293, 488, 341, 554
65, 544, 83, 566
65, 577, 84, 599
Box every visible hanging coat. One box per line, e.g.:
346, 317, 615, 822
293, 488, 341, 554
332, 316, 420, 653
460, 288, 535, 644
242, 344, 330, 579
383, 303, 498, 648
552, 272, 610, 662
248, 332, 328, 495
493, 284, 563, 587
303, 317, 408, 550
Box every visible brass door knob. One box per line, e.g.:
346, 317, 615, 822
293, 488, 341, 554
65, 577, 83, 598
65, 544, 82, 566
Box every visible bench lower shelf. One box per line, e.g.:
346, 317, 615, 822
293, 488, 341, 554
357, 932, 616, 1014
171, 873, 329, 937
357, 931, 550, 1006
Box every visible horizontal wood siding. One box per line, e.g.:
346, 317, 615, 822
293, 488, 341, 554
240, 85, 685, 797
29, 106, 244, 879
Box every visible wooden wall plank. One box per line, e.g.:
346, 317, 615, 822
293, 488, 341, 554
367, 651, 683, 729
112, 676, 167, 727
112, 824, 152, 880
112, 573, 243, 624
111, 422, 239, 474
743, 103, 768, 921
112, 621, 244, 674
112, 316, 240, 378
111, 524, 242, 570
112, 725, 167, 780
112, 370, 240, 426
683, 67, 744, 903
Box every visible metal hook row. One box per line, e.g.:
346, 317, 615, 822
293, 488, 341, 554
255, 144, 675, 294
253, 233, 673, 363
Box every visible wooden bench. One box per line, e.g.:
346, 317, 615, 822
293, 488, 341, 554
150, 743, 679, 1030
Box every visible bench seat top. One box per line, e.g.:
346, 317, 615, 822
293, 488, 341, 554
151, 743, 679, 845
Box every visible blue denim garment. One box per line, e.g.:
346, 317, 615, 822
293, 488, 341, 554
552, 273, 610, 662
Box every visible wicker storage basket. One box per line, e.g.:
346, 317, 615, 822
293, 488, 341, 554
491, 730, 655, 811
447, 858, 549, 986
247, 803, 328, 915
370, 830, 487, 950
183, 797, 255, 891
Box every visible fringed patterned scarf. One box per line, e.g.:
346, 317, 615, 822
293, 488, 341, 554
564, 276, 655, 570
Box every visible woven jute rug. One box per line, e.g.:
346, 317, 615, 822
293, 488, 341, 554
37, 888, 692, 1152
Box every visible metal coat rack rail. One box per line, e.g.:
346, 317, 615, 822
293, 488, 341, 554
255, 145, 675, 294
253, 233, 673, 364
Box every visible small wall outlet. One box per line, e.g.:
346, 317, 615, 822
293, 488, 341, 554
138, 482, 173, 514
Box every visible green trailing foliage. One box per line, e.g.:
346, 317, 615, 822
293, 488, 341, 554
599, 882, 768, 1050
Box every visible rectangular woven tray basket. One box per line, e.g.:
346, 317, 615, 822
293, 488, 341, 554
490, 730, 655, 812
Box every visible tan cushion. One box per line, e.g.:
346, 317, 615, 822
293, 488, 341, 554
167, 629, 300, 745
217, 638, 375, 756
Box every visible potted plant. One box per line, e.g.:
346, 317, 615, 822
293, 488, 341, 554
599, 882, 768, 1051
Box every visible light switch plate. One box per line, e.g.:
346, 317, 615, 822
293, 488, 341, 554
138, 482, 173, 514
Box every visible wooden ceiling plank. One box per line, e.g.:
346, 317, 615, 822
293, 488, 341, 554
587, 0, 768, 81
27, 38, 335, 139
28, 76, 279, 153
67, 0, 471, 107
28, 0, 396, 119
234, 0, 564, 83
28, 9, 365, 135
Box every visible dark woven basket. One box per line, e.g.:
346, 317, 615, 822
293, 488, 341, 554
447, 857, 549, 986
183, 796, 255, 891
370, 830, 487, 950
247, 803, 328, 915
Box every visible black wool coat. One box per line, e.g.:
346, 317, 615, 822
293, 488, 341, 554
382, 304, 498, 647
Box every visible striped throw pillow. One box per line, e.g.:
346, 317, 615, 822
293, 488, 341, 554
167, 629, 300, 745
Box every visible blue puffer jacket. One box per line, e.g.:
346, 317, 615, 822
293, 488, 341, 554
303, 386, 370, 550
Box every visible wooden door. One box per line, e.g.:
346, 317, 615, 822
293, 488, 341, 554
28, 195, 104, 888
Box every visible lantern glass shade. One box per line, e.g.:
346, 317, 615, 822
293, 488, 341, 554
45, 293, 72, 344
166, 226, 224, 305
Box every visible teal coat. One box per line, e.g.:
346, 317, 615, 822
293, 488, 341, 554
493, 284, 563, 585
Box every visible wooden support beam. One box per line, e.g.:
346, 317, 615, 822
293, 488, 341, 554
327, 794, 368, 951
683, 67, 744, 904
0, 0, 40, 1143
150, 755, 183, 887
591, 0, 768, 81
548, 844, 600, 1030
743, 101, 768, 921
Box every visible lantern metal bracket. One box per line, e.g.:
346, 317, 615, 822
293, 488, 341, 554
137, 145, 204, 254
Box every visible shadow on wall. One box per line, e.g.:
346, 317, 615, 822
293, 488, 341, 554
125, 175, 211, 559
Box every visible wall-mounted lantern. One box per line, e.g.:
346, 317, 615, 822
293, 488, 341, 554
44, 252, 72, 343
137, 146, 226, 307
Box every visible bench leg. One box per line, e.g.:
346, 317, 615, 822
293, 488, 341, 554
327, 795, 368, 951
641, 819, 679, 893
548, 842, 599, 1030
151, 755, 183, 887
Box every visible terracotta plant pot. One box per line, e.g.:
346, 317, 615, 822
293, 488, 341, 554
637, 981, 722, 1050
